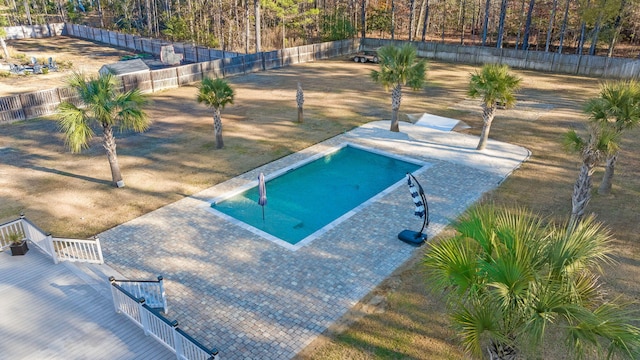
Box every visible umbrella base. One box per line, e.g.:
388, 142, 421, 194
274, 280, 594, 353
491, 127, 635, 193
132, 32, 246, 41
398, 230, 427, 246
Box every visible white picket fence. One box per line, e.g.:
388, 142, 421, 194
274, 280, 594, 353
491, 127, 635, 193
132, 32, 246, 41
110, 279, 218, 360
0, 216, 103, 264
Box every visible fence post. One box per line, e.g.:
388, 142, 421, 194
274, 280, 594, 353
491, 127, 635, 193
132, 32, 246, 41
139, 298, 150, 335
158, 276, 168, 314
172, 321, 183, 360
94, 236, 104, 264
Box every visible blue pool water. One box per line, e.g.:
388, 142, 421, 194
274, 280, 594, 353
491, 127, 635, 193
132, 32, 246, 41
211, 145, 423, 245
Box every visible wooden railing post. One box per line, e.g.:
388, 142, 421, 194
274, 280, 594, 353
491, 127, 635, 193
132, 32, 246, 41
171, 321, 183, 360
94, 236, 104, 264
158, 276, 168, 314
19, 212, 29, 240
139, 298, 150, 336
109, 277, 121, 313
47, 234, 58, 264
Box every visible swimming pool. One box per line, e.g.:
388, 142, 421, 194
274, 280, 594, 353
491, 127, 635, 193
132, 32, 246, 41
209, 144, 428, 249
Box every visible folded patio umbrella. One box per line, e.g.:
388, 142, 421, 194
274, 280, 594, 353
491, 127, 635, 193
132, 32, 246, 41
398, 173, 429, 245
409, 175, 425, 218
258, 172, 267, 220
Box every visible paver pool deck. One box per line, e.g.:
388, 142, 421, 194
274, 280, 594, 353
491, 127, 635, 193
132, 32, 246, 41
92, 121, 530, 359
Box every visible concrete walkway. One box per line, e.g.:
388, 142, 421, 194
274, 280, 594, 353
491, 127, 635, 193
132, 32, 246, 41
0, 247, 174, 360
94, 121, 530, 359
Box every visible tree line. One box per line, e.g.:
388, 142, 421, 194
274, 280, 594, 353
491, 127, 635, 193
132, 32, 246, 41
2, 0, 640, 56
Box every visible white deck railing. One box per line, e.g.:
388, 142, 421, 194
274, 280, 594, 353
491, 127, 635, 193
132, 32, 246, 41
111, 276, 168, 313
110, 280, 218, 360
21, 217, 55, 258
52, 237, 104, 264
0, 216, 103, 264
0, 219, 25, 249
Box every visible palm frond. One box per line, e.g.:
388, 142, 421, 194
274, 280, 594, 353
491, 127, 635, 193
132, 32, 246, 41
58, 71, 150, 153
468, 64, 521, 107
547, 216, 614, 277
424, 205, 632, 359
115, 89, 151, 132
57, 101, 94, 153
588, 80, 640, 132
566, 302, 640, 360
197, 77, 235, 109
452, 204, 498, 257
424, 236, 480, 295
370, 44, 427, 91
451, 299, 507, 358
563, 128, 587, 153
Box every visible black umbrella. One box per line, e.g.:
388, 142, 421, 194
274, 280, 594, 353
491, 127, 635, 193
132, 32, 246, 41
398, 173, 429, 245
258, 172, 267, 220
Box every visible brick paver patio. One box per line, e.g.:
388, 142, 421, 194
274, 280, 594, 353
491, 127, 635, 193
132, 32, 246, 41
95, 121, 530, 359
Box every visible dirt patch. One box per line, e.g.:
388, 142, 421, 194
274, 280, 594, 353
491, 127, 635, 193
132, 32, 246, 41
0, 36, 137, 96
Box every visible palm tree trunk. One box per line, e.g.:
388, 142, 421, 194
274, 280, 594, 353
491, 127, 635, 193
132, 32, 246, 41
570, 158, 596, 226
390, 84, 402, 132
213, 109, 224, 149
487, 340, 518, 360
598, 152, 617, 195
296, 82, 304, 123
102, 125, 125, 187
477, 103, 496, 150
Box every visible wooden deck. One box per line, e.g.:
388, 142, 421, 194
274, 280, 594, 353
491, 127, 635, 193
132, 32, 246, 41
0, 246, 174, 359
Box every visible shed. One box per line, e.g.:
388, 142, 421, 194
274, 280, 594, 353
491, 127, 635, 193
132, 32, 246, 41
99, 58, 150, 76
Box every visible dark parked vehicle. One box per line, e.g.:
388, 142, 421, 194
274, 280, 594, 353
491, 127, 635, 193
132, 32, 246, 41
351, 49, 379, 63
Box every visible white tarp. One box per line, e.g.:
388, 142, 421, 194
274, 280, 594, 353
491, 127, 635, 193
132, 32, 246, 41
406, 113, 470, 132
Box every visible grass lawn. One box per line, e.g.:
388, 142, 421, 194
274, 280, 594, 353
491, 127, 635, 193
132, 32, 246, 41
1, 58, 638, 359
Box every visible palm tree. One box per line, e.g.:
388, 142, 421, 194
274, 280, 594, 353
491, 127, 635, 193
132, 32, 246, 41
57, 72, 150, 188
468, 64, 522, 150
296, 81, 304, 123
197, 77, 235, 149
585, 80, 640, 195
371, 44, 427, 133
564, 123, 619, 227
424, 205, 640, 360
